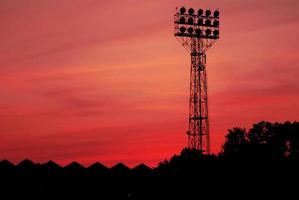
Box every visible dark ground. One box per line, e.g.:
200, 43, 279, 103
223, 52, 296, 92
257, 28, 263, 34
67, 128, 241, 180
0, 158, 298, 199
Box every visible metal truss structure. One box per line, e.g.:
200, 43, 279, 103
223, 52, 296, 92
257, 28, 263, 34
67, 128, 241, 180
174, 7, 220, 153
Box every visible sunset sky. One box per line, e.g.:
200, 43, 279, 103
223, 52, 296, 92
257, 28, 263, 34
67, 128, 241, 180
0, 0, 298, 167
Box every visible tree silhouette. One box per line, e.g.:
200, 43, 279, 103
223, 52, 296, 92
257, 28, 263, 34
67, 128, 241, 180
221, 121, 299, 160
221, 127, 248, 159
284, 121, 299, 160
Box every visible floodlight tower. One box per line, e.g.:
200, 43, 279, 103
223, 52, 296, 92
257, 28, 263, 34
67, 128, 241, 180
174, 7, 220, 154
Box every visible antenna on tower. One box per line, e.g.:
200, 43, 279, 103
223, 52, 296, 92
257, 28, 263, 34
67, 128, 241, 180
174, 6, 220, 154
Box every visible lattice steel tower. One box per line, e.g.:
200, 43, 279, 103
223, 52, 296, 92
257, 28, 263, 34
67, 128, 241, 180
174, 7, 220, 153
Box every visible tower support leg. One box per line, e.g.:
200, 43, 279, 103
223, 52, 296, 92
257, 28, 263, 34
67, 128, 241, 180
187, 38, 210, 154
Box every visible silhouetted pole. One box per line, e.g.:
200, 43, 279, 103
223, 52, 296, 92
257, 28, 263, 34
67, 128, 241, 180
174, 7, 220, 153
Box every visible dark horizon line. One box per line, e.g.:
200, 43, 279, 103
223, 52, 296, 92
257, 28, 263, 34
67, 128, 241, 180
0, 158, 152, 170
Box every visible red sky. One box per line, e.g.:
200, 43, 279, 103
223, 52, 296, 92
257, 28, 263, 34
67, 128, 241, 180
0, 0, 298, 167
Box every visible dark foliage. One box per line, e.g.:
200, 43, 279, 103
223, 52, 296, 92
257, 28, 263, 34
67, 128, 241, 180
221, 121, 299, 160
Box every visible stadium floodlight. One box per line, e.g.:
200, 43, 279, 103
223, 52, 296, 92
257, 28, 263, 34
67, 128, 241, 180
213, 30, 219, 36
180, 26, 186, 33
188, 17, 194, 24
205, 19, 211, 26
205, 10, 211, 17
213, 20, 219, 27
198, 18, 203, 25
188, 27, 194, 34
198, 9, 203, 16
206, 29, 211, 36
174, 7, 220, 153
180, 17, 185, 23
175, 8, 220, 40
180, 7, 186, 14
214, 10, 219, 18
195, 29, 201, 35
188, 8, 195, 15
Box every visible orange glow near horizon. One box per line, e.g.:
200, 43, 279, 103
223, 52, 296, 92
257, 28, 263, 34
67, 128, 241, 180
0, 0, 298, 167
